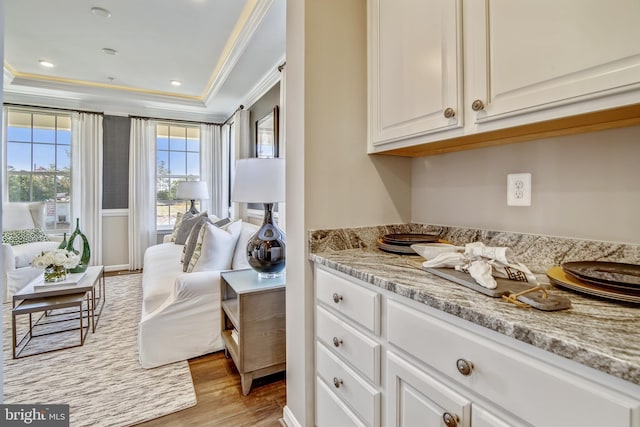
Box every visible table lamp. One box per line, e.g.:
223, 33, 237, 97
232, 158, 285, 278
176, 181, 209, 214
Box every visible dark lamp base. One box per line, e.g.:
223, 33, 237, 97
246, 203, 286, 277
188, 200, 199, 215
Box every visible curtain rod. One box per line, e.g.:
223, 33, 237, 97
223, 104, 245, 126
128, 114, 222, 126
3, 102, 104, 115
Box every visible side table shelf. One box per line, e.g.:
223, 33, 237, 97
221, 269, 286, 395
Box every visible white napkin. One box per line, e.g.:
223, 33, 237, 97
421, 242, 537, 289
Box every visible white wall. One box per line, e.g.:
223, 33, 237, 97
412, 126, 640, 244
102, 211, 129, 270
285, 0, 411, 425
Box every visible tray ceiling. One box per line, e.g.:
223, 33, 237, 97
3, 0, 286, 122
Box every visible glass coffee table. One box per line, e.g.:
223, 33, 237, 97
12, 265, 106, 358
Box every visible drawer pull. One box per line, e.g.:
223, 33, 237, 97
332, 337, 343, 347
333, 377, 343, 388
442, 412, 459, 427
471, 99, 485, 111
443, 107, 456, 118
456, 358, 473, 376
332, 293, 343, 303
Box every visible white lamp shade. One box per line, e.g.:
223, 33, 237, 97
232, 158, 285, 203
176, 181, 209, 200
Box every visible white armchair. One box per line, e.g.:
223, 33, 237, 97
2, 202, 61, 302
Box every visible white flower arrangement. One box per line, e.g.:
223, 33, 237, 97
31, 249, 81, 270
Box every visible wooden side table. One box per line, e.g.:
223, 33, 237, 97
220, 269, 286, 395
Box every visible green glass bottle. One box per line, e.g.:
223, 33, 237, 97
66, 218, 91, 273
57, 232, 68, 249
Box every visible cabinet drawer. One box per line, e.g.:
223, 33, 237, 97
317, 342, 381, 427
317, 378, 367, 427
316, 268, 380, 334
317, 305, 381, 384
387, 352, 471, 427
388, 300, 639, 427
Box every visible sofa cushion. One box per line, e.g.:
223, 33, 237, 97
232, 222, 260, 270
175, 211, 208, 245
12, 241, 61, 268
168, 211, 189, 243
188, 220, 242, 273
2, 228, 50, 246
181, 217, 231, 270
3, 202, 45, 231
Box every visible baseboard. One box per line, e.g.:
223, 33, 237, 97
282, 406, 302, 427
104, 264, 130, 273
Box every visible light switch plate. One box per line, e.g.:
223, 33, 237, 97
507, 173, 531, 206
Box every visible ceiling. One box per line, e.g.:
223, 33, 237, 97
3, 0, 286, 123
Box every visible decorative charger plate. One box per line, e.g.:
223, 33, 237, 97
376, 239, 421, 254
381, 233, 439, 246
563, 270, 640, 293
547, 266, 640, 304
562, 261, 640, 288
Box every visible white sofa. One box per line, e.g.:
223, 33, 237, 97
138, 221, 259, 368
2, 202, 62, 302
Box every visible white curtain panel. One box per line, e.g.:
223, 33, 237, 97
2, 107, 8, 202
199, 124, 228, 219
221, 124, 232, 218
71, 112, 103, 266
231, 109, 250, 221
128, 118, 157, 270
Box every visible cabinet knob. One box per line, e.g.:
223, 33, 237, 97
333, 377, 343, 388
332, 337, 343, 347
442, 412, 459, 427
456, 358, 473, 376
471, 99, 485, 111
332, 293, 343, 303
443, 107, 456, 119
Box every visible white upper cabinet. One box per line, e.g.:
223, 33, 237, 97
466, 0, 640, 124
368, 0, 463, 146
368, 0, 640, 155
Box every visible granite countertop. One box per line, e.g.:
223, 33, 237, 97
309, 224, 640, 386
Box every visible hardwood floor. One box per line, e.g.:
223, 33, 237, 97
135, 351, 287, 426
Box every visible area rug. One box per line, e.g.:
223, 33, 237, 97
3, 273, 197, 426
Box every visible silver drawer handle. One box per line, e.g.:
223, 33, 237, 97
456, 358, 473, 376
333, 377, 343, 388
332, 293, 343, 303
332, 337, 343, 347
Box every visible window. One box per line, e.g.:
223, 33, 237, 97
5, 108, 72, 232
156, 123, 200, 228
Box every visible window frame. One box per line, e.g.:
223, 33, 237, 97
4, 107, 73, 233
155, 122, 201, 229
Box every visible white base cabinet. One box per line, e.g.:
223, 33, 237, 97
314, 265, 640, 427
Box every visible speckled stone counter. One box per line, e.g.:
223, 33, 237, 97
309, 224, 640, 386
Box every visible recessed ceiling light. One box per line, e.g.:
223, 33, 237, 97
91, 7, 111, 18
170, 80, 182, 87
101, 48, 118, 55
39, 60, 54, 68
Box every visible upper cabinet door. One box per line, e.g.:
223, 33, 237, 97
466, 0, 640, 124
368, 0, 463, 148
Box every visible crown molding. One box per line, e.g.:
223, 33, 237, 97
242, 55, 285, 109
4, 65, 15, 86
203, 0, 275, 106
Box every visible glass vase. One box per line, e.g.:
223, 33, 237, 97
44, 264, 68, 282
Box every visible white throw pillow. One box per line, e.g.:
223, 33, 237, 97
189, 220, 242, 273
